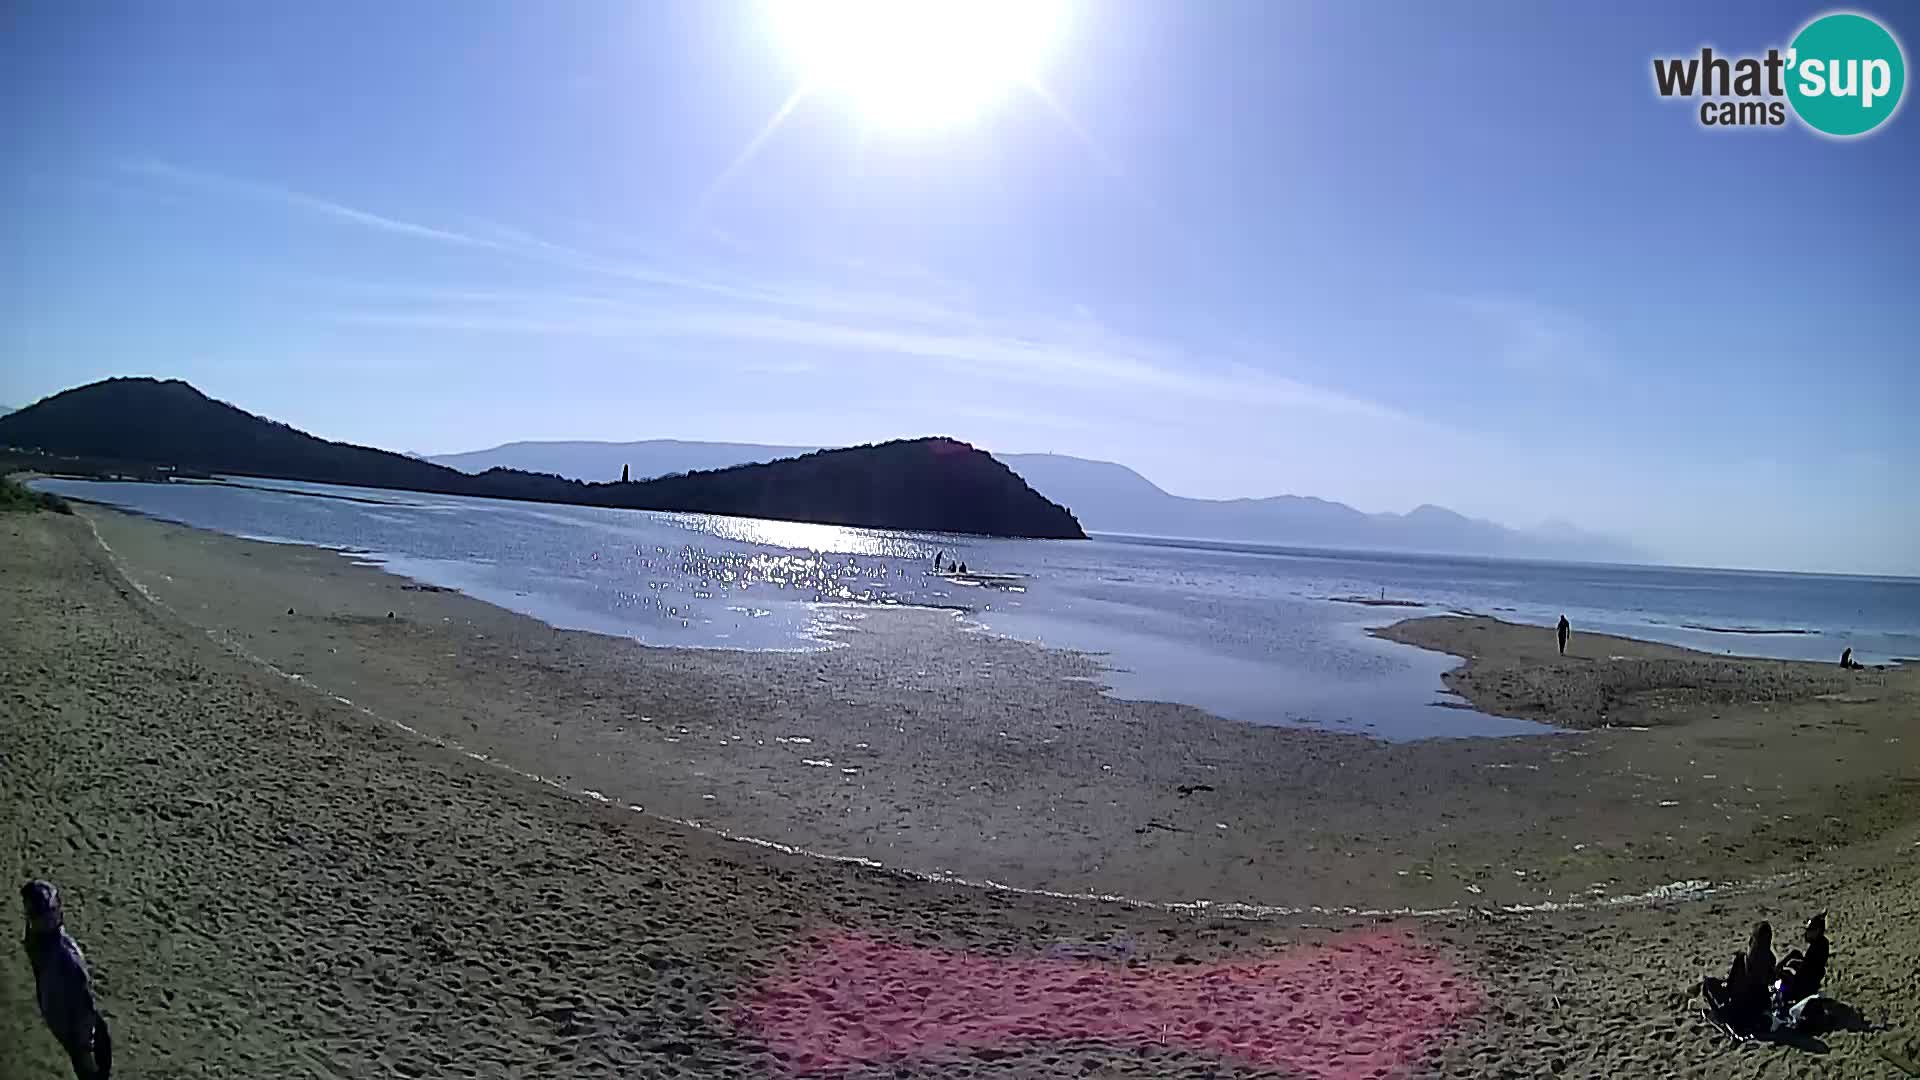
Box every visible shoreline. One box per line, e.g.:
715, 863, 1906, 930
75, 505, 1818, 922
16, 460, 1089, 539
6, 507, 1920, 1078
1370, 614, 1883, 730
35, 473, 1910, 669
58, 482, 1894, 724
61, 505, 1920, 913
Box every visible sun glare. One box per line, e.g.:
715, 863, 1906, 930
767, 0, 1068, 130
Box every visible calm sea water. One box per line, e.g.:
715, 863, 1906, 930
36, 477, 1920, 741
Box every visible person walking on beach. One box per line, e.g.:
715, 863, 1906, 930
1557, 614, 1571, 656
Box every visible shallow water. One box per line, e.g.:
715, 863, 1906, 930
38, 476, 1920, 741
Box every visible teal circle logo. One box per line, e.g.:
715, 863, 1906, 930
1787, 12, 1906, 136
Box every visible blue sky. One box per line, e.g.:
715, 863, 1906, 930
3, 1, 1915, 574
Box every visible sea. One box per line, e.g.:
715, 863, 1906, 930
33, 476, 1920, 742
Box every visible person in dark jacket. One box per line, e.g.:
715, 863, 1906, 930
1702, 920, 1775, 1034
1557, 614, 1571, 656
1742, 920, 1777, 1012
20, 880, 112, 1079
1777, 913, 1828, 999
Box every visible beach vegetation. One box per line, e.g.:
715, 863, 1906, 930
0, 475, 72, 515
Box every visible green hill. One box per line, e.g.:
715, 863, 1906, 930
0, 378, 1083, 539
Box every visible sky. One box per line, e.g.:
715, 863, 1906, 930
3, 1, 1915, 574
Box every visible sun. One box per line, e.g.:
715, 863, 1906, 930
766, 0, 1069, 130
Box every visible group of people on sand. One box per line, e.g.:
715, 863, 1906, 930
1701, 914, 1832, 1038
932, 552, 967, 576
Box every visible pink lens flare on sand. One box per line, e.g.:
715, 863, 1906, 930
740, 929, 1481, 1077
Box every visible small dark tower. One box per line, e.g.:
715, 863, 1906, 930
620, 463, 630, 483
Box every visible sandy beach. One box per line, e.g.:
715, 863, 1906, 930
6, 505, 1919, 1079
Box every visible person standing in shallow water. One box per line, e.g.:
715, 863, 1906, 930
1557, 614, 1571, 656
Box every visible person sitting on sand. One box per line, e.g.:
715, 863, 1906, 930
1768, 913, 1832, 1033
1776, 913, 1828, 1001
958, 561, 968, 575
1702, 920, 1775, 1033
1839, 648, 1865, 670
1703, 952, 1746, 1020
1743, 921, 1776, 1013
1557, 614, 1571, 657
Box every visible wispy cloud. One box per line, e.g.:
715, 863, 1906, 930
122, 159, 503, 250
341, 303, 1400, 420
129, 159, 1401, 423
1440, 294, 1611, 378
129, 158, 981, 327
118, 162, 756, 299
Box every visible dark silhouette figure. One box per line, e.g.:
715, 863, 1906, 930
1716, 952, 1748, 1010
1777, 913, 1829, 1000
1705, 913, 1847, 1039
1744, 920, 1777, 1005
934, 552, 944, 572
1768, 912, 1835, 1035
1839, 648, 1865, 670
958, 561, 969, 574
1703, 920, 1775, 1035
1556, 614, 1571, 656
20, 881, 112, 1079
620, 463, 630, 483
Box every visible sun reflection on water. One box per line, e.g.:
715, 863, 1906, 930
659, 512, 934, 559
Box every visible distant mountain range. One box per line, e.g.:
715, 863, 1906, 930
0, 379, 1083, 539
432, 439, 1644, 562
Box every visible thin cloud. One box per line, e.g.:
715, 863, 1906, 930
121, 159, 502, 250
1440, 294, 1611, 377
131, 160, 980, 328
341, 303, 1402, 421
125, 160, 1402, 424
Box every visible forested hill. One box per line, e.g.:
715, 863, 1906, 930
610, 440, 1082, 538
2, 377, 474, 492
0, 378, 1085, 539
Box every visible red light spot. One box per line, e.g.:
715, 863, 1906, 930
739, 928, 1479, 1076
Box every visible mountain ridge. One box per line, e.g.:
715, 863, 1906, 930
0, 379, 1083, 539
430, 439, 1645, 562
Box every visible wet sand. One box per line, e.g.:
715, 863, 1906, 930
5, 507, 1919, 1078
71, 508, 1920, 914
1372, 616, 1873, 731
